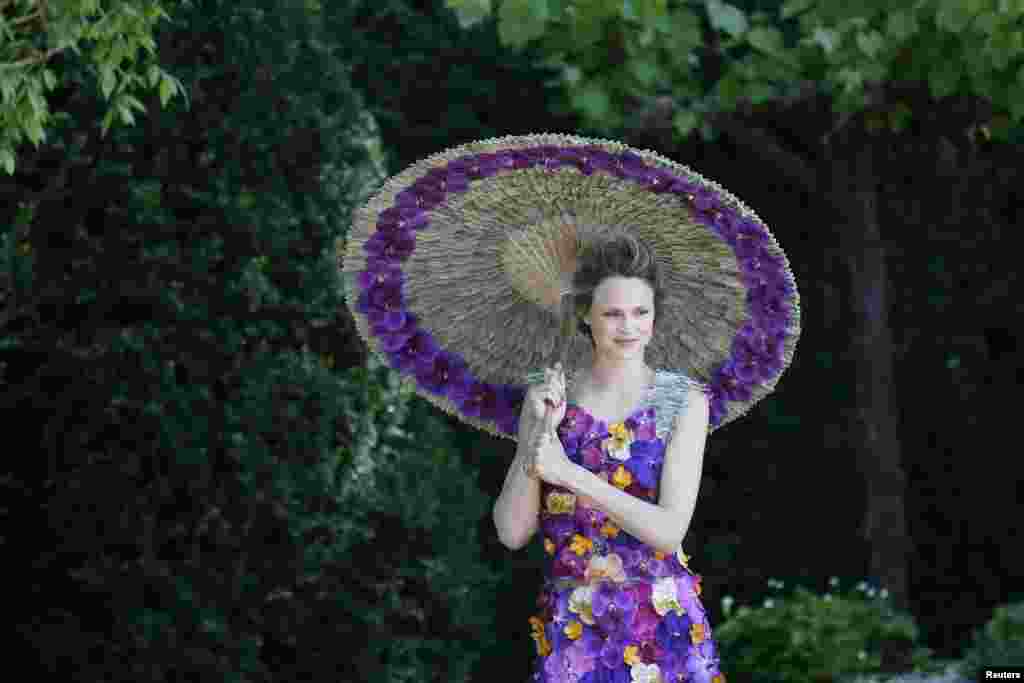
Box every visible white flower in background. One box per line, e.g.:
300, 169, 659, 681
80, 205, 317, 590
721, 595, 735, 616
829, 576, 840, 588
763, 598, 775, 608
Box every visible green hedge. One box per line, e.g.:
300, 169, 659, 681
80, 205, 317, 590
1, 1, 501, 680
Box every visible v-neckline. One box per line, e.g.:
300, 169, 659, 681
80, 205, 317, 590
565, 367, 659, 426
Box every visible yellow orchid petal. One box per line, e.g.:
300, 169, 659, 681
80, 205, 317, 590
569, 533, 593, 556
612, 464, 632, 488
546, 491, 576, 515
564, 621, 583, 640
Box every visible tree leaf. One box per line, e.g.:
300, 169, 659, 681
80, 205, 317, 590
706, 0, 748, 38
855, 30, 884, 58
836, 67, 864, 93
811, 26, 840, 54
669, 8, 703, 51
444, 0, 493, 29
714, 69, 744, 108
26, 117, 45, 145
570, 79, 612, 123
885, 11, 918, 42
497, 0, 550, 48
118, 100, 136, 126
747, 26, 784, 55
628, 58, 660, 86
100, 66, 116, 100
633, 0, 668, 29
100, 107, 115, 137
159, 76, 173, 106
929, 60, 962, 99
673, 110, 699, 137
0, 147, 14, 175
122, 94, 147, 113
935, 1, 972, 33
781, 0, 815, 20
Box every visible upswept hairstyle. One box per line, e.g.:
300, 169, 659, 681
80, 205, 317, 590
573, 232, 666, 347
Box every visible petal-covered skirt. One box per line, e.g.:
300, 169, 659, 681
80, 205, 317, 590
527, 572, 726, 683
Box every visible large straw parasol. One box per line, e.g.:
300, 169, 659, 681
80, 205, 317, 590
339, 133, 800, 439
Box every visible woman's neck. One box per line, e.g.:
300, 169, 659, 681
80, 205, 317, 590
584, 358, 653, 392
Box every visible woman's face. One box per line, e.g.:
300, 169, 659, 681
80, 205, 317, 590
582, 276, 655, 359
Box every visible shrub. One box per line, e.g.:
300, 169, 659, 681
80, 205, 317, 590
1, 0, 501, 679
957, 601, 1024, 680
715, 577, 944, 683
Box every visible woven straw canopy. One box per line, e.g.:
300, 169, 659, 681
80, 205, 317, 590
339, 133, 800, 440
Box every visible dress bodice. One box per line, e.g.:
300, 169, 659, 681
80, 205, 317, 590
563, 367, 710, 443
539, 369, 710, 589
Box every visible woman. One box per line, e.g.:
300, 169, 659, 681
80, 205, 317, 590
493, 234, 726, 683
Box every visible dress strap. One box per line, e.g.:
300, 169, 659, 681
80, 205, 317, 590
650, 371, 711, 440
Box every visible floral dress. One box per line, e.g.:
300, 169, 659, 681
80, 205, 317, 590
527, 369, 726, 683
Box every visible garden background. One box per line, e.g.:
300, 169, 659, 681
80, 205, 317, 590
1, 0, 1022, 681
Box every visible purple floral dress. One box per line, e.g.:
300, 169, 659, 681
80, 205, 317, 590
527, 370, 726, 683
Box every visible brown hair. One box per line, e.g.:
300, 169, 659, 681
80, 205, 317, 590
573, 233, 666, 347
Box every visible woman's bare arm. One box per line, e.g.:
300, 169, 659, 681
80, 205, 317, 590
492, 407, 541, 550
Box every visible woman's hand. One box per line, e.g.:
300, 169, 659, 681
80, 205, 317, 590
524, 362, 567, 426
528, 404, 575, 488
523, 363, 573, 488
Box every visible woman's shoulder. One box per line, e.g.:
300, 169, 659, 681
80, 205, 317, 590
649, 369, 710, 438
655, 368, 711, 395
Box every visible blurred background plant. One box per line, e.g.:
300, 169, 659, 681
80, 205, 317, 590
716, 576, 955, 683
955, 601, 1024, 680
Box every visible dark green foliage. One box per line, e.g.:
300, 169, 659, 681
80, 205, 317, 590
1, 1, 500, 681
714, 579, 941, 683
958, 602, 1024, 679
324, 0, 585, 175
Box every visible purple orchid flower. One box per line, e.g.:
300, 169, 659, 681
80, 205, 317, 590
592, 583, 638, 637
655, 609, 692, 652
388, 329, 439, 375
376, 205, 429, 232
414, 349, 469, 397
683, 639, 722, 683
542, 514, 579, 546
363, 225, 416, 262
624, 440, 662, 489
372, 312, 418, 352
